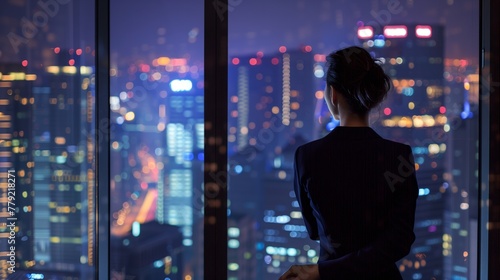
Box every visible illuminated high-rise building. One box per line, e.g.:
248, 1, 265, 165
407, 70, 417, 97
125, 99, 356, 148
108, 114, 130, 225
0, 49, 96, 279
227, 214, 259, 280
228, 48, 322, 156
357, 23, 477, 279
442, 59, 480, 279
359, 23, 446, 279
0, 63, 36, 278
228, 48, 324, 279
32, 51, 95, 278
163, 76, 204, 246
260, 134, 319, 279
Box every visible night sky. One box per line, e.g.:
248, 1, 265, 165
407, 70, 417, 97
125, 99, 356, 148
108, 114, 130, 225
0, 0, 480, 64
110, 0, 479, 63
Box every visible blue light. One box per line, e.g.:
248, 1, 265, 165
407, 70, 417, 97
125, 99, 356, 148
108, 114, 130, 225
402, 87, 414, 96
412, 273, 423, 280
132, 221, 140, 237
418, 188, 430, 196
234, 165, 243, 174
140, 73, 148, 81
326, 117, 340, 131
413, 147, 428, 155
256, 242, 265, 251
374, 38, 385, 47
461, 111, 472, 120
153, 260, 164, 268
415, 157, 425, 164
461, 89, 473, 119
198, 152, 204, 161
264, 255, 272, 264
27, 274, 45, 280
184, 152, 194, 161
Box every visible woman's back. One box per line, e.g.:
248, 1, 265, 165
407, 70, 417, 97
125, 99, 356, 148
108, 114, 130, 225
294, 126, 418, 279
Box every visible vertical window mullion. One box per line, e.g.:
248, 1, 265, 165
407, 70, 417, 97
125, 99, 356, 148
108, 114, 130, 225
204, 0, 229, 279
96, 0, 110, 279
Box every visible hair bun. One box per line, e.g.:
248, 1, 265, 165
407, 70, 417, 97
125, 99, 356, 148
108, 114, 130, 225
325, 46, 392, 114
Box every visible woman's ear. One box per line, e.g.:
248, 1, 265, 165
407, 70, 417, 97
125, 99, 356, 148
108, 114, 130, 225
330, 86, 338, 106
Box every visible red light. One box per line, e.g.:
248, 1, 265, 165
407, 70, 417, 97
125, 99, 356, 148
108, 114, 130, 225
140, 64, 150, 72
232, 58, 240, 65
357, 26, 374, 39
256, 51, 264, 57
314, 54, 326, 62
271, 58, 279, 65
279, 46, 287, 53
54, 47, 60, 54
21, 60, 28, 67
415, 25, 432, 38
68, 59, 75, 66
383, 108, 392, 116
304, 45, 312, 52
249, 58, 257, 66
439, 106, 446, 114
384, 25, 407, 38
141, 182, 148, 190
76, 48, 83, 55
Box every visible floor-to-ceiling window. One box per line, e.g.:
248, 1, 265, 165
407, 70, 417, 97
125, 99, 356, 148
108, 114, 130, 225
228, 1, 480, 279
109, 1, 205, 279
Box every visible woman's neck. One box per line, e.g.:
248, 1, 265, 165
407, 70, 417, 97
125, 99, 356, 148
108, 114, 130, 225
338, 110, 369, 127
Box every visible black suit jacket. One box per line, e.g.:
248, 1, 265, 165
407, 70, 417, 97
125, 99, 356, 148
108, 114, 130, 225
294, 126, 419, 280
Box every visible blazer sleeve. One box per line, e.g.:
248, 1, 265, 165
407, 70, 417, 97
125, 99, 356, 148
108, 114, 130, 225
317, 145, 419, 279
294, 146, 319, 240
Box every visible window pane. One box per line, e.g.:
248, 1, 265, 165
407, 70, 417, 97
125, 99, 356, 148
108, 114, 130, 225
229, 1, 479, 279
0, 1, 96, 279
110, 1, 204, 279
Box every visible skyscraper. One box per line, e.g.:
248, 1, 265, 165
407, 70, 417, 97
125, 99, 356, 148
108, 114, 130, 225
0, 63, 36, 278
228, 48, 321, 156
357, 23, 477, 279
363, 23, 447, 279
228, 48, 323, 279
0, 47, 96, 279
33, 51, 95, 278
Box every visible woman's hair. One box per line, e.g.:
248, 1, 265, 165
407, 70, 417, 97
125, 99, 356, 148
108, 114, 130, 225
325, 46, 391, 115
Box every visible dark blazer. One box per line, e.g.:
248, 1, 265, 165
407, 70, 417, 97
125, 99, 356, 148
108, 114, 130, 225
294, 126, 419, 280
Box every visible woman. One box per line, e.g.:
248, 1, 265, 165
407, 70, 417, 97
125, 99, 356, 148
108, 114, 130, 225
279, 46, 419, 280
